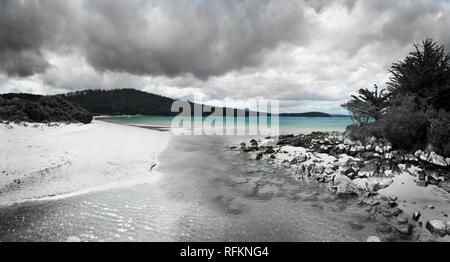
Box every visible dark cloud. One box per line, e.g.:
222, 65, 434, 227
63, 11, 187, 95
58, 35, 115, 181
79, 0, 309, 78
0, 0, 69, 76
1, 0, 450, 113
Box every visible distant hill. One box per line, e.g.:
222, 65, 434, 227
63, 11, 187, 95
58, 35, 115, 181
62, 89, 179, 116
0, 94, 93, 124
62, 89, 334, 118
279, 112, 331, 117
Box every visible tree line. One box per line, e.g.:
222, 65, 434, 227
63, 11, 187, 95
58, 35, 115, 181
342, 39, 450, 157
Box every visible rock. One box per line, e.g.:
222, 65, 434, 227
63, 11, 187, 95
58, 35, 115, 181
396, 216, 409, 225
367, 180, 381, 192
412, 211, 421, 221
333, 174, 352, 186
427, 152, 447, 167
366, 236, 381, 242
344, 167, 356, 179
149, 162, 157, 171
388, 200, 398, 208
425, 220, 447, 237
252, 152, 263, 160
324, 166, 334, 175
315, 165, 325, 174
240, 142, 246, 147
427, 175, 441, 186
395, 224, 414, 235
446, 158, 450, 166
446, 221, 450, 235
351, 163, 360, 172
336, 182, 359, 198
352, 178, 368, 191
389, 196, 398, 201
379, 178, 394, 189
264, 148, 275, 154
416, 180, 428, 187
375, 146, 383, 154
427, 205, 435, 210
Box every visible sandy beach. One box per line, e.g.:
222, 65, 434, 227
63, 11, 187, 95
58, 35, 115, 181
0, 120, 172, 206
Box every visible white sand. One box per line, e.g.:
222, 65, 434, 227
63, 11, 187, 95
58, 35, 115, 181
0, 120, 172, 205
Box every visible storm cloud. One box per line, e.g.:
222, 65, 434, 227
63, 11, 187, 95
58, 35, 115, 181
1, 0, 450, 113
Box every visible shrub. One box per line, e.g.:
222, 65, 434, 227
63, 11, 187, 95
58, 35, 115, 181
427, 110, 450, 157
380, 97, 429, 151
345, 122, 383, 145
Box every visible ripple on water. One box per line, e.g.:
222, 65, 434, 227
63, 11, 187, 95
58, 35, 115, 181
0, 135, 399, 242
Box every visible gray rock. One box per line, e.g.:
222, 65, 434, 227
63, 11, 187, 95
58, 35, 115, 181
324, 166, 334, 175
366, 236, 381, 242
336, 182, 359, 198
427, 152, 447, 167
426, 220, 447, 237
333, 174, 352, 185
412, 211, 421, 222
396, 216, 409, 225
379, 178, 394, 189
394, 224, 413, 235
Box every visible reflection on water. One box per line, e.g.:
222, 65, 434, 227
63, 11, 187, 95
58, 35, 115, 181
0, 134, 389, 242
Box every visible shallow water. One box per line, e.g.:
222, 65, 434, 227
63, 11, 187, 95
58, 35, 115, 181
0, 133, 388, 242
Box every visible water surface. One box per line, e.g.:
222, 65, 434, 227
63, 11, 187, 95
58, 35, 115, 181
0, 116, 389, 242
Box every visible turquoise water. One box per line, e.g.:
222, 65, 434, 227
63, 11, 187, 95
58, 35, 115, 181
100, 116, 353, 134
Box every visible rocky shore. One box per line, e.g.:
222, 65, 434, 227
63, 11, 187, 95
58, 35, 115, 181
236, 132, 450, 241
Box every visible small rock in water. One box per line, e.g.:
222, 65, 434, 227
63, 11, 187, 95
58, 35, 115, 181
366, 236, 381, 242
335, 183, 359, 199
66, 236, 81, 242
425, 219, 447, 237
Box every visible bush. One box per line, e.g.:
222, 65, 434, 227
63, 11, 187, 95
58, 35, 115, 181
0, 95, 93, 124
345, 121, 383, 145
427, 110, 450, 157
379, 97, 429, 151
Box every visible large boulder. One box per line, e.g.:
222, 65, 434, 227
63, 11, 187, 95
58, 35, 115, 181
425, 220, 447, 237
427, 152, 448, 167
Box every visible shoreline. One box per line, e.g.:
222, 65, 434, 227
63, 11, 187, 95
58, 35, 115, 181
0, 120, 172, 206
236, 132, 450, 241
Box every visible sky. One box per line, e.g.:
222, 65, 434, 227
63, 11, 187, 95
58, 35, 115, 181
1, 0, 450, 114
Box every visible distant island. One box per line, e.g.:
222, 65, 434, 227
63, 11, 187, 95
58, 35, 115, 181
279, 112, 331, 117
63, 89, 334, 117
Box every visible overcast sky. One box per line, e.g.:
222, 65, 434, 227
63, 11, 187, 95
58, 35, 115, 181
1, 0, 450, 113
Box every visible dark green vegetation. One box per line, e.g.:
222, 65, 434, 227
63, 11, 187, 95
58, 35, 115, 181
0, 94, 93, 124
63, 89, 178, 116
342, 39, 450, 157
